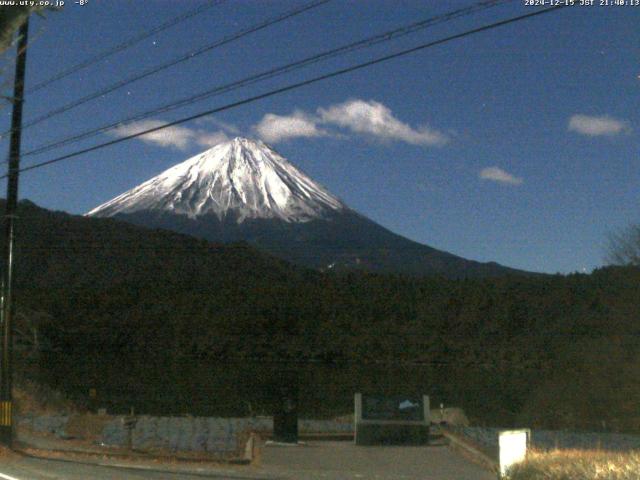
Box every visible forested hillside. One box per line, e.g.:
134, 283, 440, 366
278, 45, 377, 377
6, 200, 640, 431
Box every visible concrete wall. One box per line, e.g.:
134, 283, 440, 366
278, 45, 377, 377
451, 426, 640, 452
17, 414, 354, 453
101, 416, 269, 452
16, 409, 467, 454
18, 414, 70, 438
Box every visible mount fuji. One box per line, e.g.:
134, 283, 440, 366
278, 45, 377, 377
88, 137, 525, 277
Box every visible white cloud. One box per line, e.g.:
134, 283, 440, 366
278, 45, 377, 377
111, 120, 231, 150
317, 99, 448, 146
254, 111, 326, 143
252, 99, 447, 147
479, 166, 523, 186
195, 131, 230, 148
111, 120, 195, 150
568, 114, 630, 137
196, 116, 241, 135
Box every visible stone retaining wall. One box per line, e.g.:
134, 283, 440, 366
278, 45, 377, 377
17, 414, 354, 453
18, 414, 70, 438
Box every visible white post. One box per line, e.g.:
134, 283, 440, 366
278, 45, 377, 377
498, 429, 530, 478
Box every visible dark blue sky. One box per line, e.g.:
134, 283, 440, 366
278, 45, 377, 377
1, 0, 638, 274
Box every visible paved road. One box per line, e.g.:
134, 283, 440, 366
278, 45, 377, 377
0, 455, 270, 480
0, 441, 494, 480
259, 440, 496, 480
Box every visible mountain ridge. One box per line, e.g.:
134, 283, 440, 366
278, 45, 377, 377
88, 137, 531, 278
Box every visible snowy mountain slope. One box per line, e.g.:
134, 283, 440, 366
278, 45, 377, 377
88, 137, 345, 223
88, 137, 529, 278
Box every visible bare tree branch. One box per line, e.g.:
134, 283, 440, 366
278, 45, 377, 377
606, 224, 640, 266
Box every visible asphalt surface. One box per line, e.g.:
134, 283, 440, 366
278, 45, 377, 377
0, 441, 495, 480
1, 455, 270, 480
259, 440, 496, 480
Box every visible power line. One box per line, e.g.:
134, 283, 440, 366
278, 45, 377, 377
0, 5, 567, 181
0, 0, 331, 140
3, 2, 225, 102
21, 0, 512, 160
25, 0, 225, 95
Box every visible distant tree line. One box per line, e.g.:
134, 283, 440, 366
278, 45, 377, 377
6, 200, 640, 432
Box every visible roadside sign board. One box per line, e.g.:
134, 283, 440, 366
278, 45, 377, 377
362, 395, 424, 421
355, 393, 430, 445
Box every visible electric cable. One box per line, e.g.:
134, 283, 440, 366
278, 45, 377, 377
0, 5, 567, 180
25, 0, 225, 94
21, 0, 512, 159
0, 0, 331, 139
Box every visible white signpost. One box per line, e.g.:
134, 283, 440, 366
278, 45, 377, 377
498, 429, 530, 478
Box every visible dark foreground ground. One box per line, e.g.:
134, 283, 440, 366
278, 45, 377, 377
0, 440, 494, 480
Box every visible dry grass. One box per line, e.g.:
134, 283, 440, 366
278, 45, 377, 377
13, 380, 80, 416
507, 449, 640, 480
0, 443, 21, 460
430, 407, 469, 426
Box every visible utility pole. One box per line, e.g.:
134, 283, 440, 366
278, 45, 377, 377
0, 17, 29, 447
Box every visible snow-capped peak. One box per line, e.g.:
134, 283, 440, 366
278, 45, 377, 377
87, 137, 345, 223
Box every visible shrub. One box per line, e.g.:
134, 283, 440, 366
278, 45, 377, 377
507, 449, 640, 480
